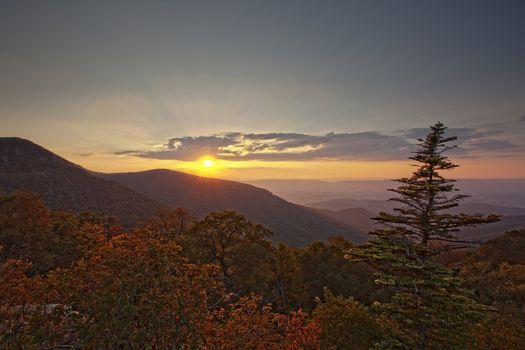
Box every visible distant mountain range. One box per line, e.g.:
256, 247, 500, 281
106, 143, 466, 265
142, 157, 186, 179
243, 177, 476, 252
308, 198, 525, 242
309, 197, 525, 216
248, 179, 525, 208
0, 137, 366, 246
250, 179, 525, 241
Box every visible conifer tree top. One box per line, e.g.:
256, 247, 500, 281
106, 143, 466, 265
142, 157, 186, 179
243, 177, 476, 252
346, 122, 500, 348
363, 121, 500, 250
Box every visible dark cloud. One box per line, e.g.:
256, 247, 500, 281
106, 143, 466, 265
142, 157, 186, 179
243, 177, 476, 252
116, 132, 413, 161
79, 152, 95, 157
403, 125, 524, 155
519, 115, 525, 122
114, 150, 142, 156
404, 127, 487, 143
114, 123, 524, 162
467, 140, 520, 151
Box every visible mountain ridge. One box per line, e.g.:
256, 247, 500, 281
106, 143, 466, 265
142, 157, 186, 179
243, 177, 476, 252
0, 137, 366, 246
0, 137, 165, 227
99, 169, 368, 245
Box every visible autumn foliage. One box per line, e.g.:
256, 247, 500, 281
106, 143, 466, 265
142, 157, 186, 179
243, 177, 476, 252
0, 193, 324, 349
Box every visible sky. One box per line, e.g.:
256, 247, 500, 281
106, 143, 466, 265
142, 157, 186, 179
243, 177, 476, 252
1, 0, 524, 180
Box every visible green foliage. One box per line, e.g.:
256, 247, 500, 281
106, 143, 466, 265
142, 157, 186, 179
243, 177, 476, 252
312, 289, 381, 350
281, 237, 377, 312
346, 122, 499, 349
245, 237, 380, 314
370, 122, 499, 251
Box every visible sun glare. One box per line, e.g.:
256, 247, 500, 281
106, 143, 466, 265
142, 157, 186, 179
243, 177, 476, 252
188, 156, 220, 177
202, 158, 214, 168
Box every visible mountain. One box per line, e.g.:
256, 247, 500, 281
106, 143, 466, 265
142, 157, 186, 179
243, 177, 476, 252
310, 197, 525, 216
309, 197, 525, 242
314, 207, 377, 234
100, 170, 368, 245
309, 198, 395, 213
0, 137, 163, 227
249, 179, 525, 208
247, 179, 394, 203
458, 215, 525, 242
0, 137, 365, 246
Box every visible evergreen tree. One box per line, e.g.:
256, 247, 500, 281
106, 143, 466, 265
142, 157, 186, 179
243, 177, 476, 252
346, 122, 500, 349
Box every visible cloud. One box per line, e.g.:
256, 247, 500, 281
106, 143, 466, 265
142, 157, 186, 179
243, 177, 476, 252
114, 150, 142, 156
403, 127, 489, 143
404, 123, 524, 156
466, 140, 520, 151
117, 132, 413, 161
115, 123, 525, 162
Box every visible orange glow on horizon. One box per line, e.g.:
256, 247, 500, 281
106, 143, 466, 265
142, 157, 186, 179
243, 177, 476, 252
61, 149, 525, 181
191, 156, 220, 177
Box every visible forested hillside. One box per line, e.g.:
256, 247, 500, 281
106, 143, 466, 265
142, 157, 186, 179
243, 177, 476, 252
100, 169, 366, 245
1, 191, 523, 349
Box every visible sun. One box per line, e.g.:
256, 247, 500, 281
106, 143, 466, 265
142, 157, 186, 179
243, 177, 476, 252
202, 157, 214, 168
193, 156, 220, 176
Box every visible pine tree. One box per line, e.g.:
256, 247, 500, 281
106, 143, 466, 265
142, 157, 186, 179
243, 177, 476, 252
346, 122, 500, 349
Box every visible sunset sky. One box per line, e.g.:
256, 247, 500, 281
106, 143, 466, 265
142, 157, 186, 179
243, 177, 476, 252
1, 1, 524, 180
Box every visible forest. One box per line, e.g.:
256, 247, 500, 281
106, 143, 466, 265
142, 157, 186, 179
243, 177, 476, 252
1, 124, 524, 349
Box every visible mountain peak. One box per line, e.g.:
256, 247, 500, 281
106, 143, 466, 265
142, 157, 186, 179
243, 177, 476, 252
0, 137, 163, 226
0, 136, 78, 172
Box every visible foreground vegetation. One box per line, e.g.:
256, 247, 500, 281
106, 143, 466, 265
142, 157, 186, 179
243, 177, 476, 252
1, 123, 524, 349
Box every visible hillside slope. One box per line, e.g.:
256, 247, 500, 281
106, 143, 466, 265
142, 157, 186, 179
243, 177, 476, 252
315, 207, 377, 234
0, 137, 163, 226
100, 170, 367, 245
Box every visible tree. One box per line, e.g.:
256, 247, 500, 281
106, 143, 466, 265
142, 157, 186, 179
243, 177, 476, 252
143, 207, 192, 241
468, 315, 525, 350
459, 229, 525, 322
370, 122, 499, 252
36, 232, 223, 349
346, 122, 500, 349
0, 191, 105, 275
312, 289, 382, 350
0, 255, 41, 347
181, 211, 276, 297
288, 237, 377, 312
205, 294, 321, 350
